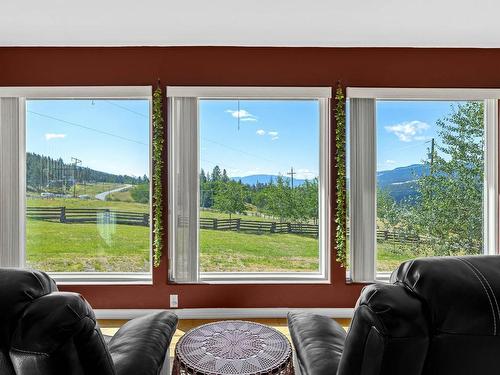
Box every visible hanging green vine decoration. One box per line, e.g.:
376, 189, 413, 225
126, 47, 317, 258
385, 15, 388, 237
334, 84, 347, 267
152, 85, 164, 267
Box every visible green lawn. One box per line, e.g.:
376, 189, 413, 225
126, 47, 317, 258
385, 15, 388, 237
107, 189, 134, 202
200, 229, 319, 272
376, 242, 417, 272
26, 219, 150, 272
27, 197, 149, 213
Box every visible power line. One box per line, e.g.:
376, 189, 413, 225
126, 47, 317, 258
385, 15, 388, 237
201, 137, 275, 163
389, 140, 428, 153
201, 158, 239, 172
104, 100, 148, 118
28, 110, 148, 146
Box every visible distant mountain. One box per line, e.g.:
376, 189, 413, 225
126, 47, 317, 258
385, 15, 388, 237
233, 164, 428, 201
377, 164, 429, 202
231, 174, 308, 187
377, 164, 429, 187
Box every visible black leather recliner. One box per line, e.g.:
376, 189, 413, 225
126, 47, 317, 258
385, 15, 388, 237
0, 268, 178, 375
288, 255, 500, 375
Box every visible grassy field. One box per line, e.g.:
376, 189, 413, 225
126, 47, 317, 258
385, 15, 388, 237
200, 230, 319, 272
26, 186, 413, 274
27, 197, 149, 213
107, 189, 134, 202
376, 242, 416, 272
26, 219, 150, 272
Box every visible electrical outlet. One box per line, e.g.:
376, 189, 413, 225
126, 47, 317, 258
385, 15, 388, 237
170, 294, 179, 308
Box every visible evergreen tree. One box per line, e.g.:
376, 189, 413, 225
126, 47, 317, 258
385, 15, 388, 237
212, 166, 222, 182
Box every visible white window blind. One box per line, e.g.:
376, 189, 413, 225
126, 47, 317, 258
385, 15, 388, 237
0, 97, 23, 267
168, 97, 199, 283
349, 98, 376, 282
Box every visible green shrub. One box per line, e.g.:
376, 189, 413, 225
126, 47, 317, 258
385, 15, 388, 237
130, 183, 149, 204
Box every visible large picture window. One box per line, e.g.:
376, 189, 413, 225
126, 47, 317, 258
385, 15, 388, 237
168, 87, 331, 283
26, 99, 151, 275
0, 87, 152, 283
347, 88, 498, 282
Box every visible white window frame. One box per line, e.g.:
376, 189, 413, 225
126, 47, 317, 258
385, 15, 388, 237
168, 86, 332, 284
0, 86, 153, 285
347, 87, 499, 282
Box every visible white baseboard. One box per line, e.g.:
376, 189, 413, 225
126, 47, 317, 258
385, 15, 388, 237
94, 307, 355, 320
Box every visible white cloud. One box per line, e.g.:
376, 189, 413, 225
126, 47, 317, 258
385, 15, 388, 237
45, 133, 66, 141
271, 136, 279, 141
384, 121, 429, 142
268, 131, 279, 137
256, 129, 266, 136
386, 159, 396, 164
225, 109, 257, 122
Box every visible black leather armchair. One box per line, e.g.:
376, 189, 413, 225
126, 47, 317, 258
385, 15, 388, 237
288, 255, 500, 375
0, 268, 178, 375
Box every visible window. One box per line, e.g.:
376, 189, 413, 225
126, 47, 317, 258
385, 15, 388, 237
168, 87, 331, 283
347, 88, 498, 282
0, 87, 152, 284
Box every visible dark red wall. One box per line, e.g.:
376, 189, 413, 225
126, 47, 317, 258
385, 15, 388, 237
2, 47, 500, 309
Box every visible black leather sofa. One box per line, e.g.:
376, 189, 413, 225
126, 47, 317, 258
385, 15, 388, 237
288, 255, 500, 375
0, 268, 178, 375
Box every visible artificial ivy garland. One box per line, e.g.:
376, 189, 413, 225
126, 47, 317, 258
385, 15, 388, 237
334, 84, 347, 268
152, 85, 164, 267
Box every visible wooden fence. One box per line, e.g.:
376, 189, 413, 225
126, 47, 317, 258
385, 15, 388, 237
346, 229, 422, 245
198, 218, 422, 243
199, 218, 319, 237
27, 207, 422, 244
27, 207, 149, 227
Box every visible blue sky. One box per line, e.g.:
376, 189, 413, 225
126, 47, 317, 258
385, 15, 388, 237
375, 100, 472, 171
26, 98, 472, 180
26, 99, 150, 177
200, 100, 319, 179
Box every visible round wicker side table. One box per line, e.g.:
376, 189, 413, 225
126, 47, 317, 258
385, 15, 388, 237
172, 320, 294, 375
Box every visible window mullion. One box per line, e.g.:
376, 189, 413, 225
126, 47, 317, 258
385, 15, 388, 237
349, 98, 376, 282
0, 97, 22, 267
484, 99, 498, 255
168, 97, 200, 283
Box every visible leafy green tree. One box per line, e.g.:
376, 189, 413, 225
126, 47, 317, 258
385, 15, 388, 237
213, 180, 246, 220
265, 175, 294, 222
294, 179, 318, 223
411, 102, 484, 255
377, 188, 400, 231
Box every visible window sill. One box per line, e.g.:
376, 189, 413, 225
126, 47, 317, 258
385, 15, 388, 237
345, 270, 392, 283
49, 272, 153, 285
199, 272, 330, 284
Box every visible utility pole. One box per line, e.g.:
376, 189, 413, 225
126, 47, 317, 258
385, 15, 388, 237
287, 167, 296, 189
71, 157, 82, 198
430, 138, 435, 175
